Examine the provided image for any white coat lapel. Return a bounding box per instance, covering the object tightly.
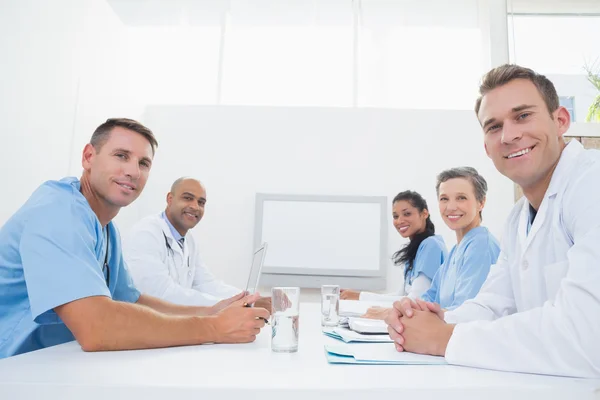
[158,217,184,258]
[181,235,190,269]
[522,194,551,253]
[517,199,530,250]
[520,141,582,253]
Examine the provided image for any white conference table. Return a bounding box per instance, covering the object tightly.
[0,303,598,400]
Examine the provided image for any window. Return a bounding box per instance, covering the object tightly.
[101,0,491,110]
[559,96,576,122]
[507,3,600,124]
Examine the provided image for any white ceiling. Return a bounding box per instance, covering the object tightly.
[105,0,600,28]
[509,0,600,14]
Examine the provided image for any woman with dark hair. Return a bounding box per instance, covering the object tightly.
[341,190,447,302]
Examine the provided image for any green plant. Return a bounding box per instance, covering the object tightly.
[583,60,600,122]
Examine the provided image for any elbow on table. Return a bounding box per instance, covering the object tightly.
[77,332,110,353]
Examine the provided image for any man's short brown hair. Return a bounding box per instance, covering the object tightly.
[90,118,158,155]
[474,64,559,117]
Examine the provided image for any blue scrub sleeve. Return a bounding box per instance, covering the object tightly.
[445,239,500,310]
[411,237,445,283]
[19,201,110,324]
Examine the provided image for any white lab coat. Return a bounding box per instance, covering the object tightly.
[123,214,241,306]
[444,140,600,378]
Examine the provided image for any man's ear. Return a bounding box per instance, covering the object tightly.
[166,192,173,206]
[554,106,571,139]
[82,144,95,171]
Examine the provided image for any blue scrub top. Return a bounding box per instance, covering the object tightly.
[405,235,447,285]
[0,177,140,359]
[421,226,500,310]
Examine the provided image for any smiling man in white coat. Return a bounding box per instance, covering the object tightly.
[384,64,600,378]
[124,177,271,310]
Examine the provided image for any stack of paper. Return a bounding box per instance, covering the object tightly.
[325,343,447,365]
[323,326,393,343]
[348,317,388,334]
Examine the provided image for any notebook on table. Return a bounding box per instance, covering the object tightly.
[323,326,392,343]
[324,343,447,365]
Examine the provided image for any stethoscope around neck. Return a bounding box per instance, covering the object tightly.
[162,232,191,269]
[103,228,110,287]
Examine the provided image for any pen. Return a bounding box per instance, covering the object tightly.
[243,302,270,325]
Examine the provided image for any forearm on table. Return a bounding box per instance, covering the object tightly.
[406,274,431,299]
[137,293,213,316]
[56,296,218,352]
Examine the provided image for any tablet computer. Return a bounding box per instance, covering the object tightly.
[244,242,268,296]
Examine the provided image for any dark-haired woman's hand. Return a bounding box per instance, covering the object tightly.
[362,306,391,320]
[340,289,360,300]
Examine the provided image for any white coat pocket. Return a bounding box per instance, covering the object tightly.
[543,260,569,301]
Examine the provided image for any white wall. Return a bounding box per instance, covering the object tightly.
[0,0,515,297]
[0,0,132,225]
[0,0,82,224]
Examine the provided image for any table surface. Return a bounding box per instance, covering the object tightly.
[0,303,598,400]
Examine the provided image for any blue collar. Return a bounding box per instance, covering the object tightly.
[161,212,184,242]
[461,225,488,243]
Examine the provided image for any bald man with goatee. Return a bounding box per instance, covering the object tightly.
[124,177,271,311]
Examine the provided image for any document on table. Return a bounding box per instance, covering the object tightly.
[323,326,393,343]
[324,343,447,365]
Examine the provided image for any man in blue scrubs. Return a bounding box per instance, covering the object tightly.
[0,118,269,359]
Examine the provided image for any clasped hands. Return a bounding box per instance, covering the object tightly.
[382,297,454,357]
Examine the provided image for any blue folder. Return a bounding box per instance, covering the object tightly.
[325,343,448,365]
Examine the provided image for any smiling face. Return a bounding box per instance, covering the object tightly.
[438,178,483,233]
[82,126,153,210]
[392,200,429,239]
[478,78,569,191]
[165,179,206,236]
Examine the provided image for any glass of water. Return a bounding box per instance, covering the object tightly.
[271,287,300,353]
[321,284,340,327]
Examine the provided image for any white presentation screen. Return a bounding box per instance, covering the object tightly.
[255,194,387,277]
